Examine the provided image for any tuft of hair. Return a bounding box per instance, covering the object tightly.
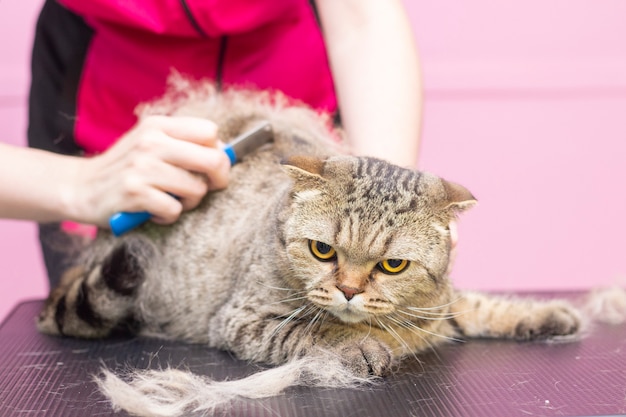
[134,71,348,157]
[584,286,626,325]
[96,355,376,417]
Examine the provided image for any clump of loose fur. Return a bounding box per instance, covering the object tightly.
[38,76,589,417]
[136,71,348,157]
[97,354,374,417]
[584,287,626,324]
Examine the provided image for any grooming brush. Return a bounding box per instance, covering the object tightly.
[109,121,273,236]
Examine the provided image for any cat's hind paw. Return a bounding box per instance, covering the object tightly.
[514,300,582,341]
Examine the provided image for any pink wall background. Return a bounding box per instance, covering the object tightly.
[1,0,625,322]
[408,1,626,292]
[0,0,48,322]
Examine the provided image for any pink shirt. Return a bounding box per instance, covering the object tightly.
[58,0,337,154]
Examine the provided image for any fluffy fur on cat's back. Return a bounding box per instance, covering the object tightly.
[37,77,584,417]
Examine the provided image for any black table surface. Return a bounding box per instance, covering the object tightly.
[1,298,625,417]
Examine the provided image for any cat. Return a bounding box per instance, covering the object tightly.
[36,77,583,416]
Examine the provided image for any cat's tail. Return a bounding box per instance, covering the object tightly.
[95,355,374,417]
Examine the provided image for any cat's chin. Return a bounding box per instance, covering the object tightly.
[329,308,369,324]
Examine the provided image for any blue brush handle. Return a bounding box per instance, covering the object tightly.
[109,144,237,236]
[109,211,153,237]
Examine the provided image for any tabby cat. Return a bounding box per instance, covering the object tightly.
[37,78,582,416]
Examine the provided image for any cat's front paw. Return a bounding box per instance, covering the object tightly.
[337,338,393,377]
[514,301,582,341]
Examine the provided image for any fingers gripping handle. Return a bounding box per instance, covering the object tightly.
[109,122,272,236]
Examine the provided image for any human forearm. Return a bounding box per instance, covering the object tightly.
[0,143,84,224]
[317,0,422,168]
[0,116,230,227]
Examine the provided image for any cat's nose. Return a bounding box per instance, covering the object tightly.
[337,285,363,301]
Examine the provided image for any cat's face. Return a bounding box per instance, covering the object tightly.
[281,156,476,324]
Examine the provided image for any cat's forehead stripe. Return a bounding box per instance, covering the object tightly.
[351,159,425,199]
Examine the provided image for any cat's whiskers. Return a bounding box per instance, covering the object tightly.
[375,317,428,366]
[382,314,446,364]
[374,317,414,359]
[279,303,317,320]
[398,308,468,322]
[302,307,328,336]
[404,296,464,312]
[396,295,474,322]
[269,305,308,339]
[269,293,310,306]
[387,315,445,367]
[298,304,321,322]
[404,307,456,316]
[386,314,464,344]
[359,316,374,344]
[268,303,323,342]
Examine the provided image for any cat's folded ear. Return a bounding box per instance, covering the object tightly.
[441,179,477,213]
[281,155,327,189]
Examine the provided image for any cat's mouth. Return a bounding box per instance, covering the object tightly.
[327,298,369,324]
[308,287,371,323]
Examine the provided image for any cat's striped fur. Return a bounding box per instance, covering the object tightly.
[37,78,583,416]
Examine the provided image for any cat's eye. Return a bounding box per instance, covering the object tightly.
[309,240,337,261]
[378,259,409,274]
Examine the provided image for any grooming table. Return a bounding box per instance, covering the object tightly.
[1,298,625,417]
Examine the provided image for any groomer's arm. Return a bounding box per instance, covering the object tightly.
[316,0,422,168]
[0,116,230,227]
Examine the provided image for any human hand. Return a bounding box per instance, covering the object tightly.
[69,116,230,228]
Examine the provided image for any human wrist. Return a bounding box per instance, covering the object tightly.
[56,155,93,225]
